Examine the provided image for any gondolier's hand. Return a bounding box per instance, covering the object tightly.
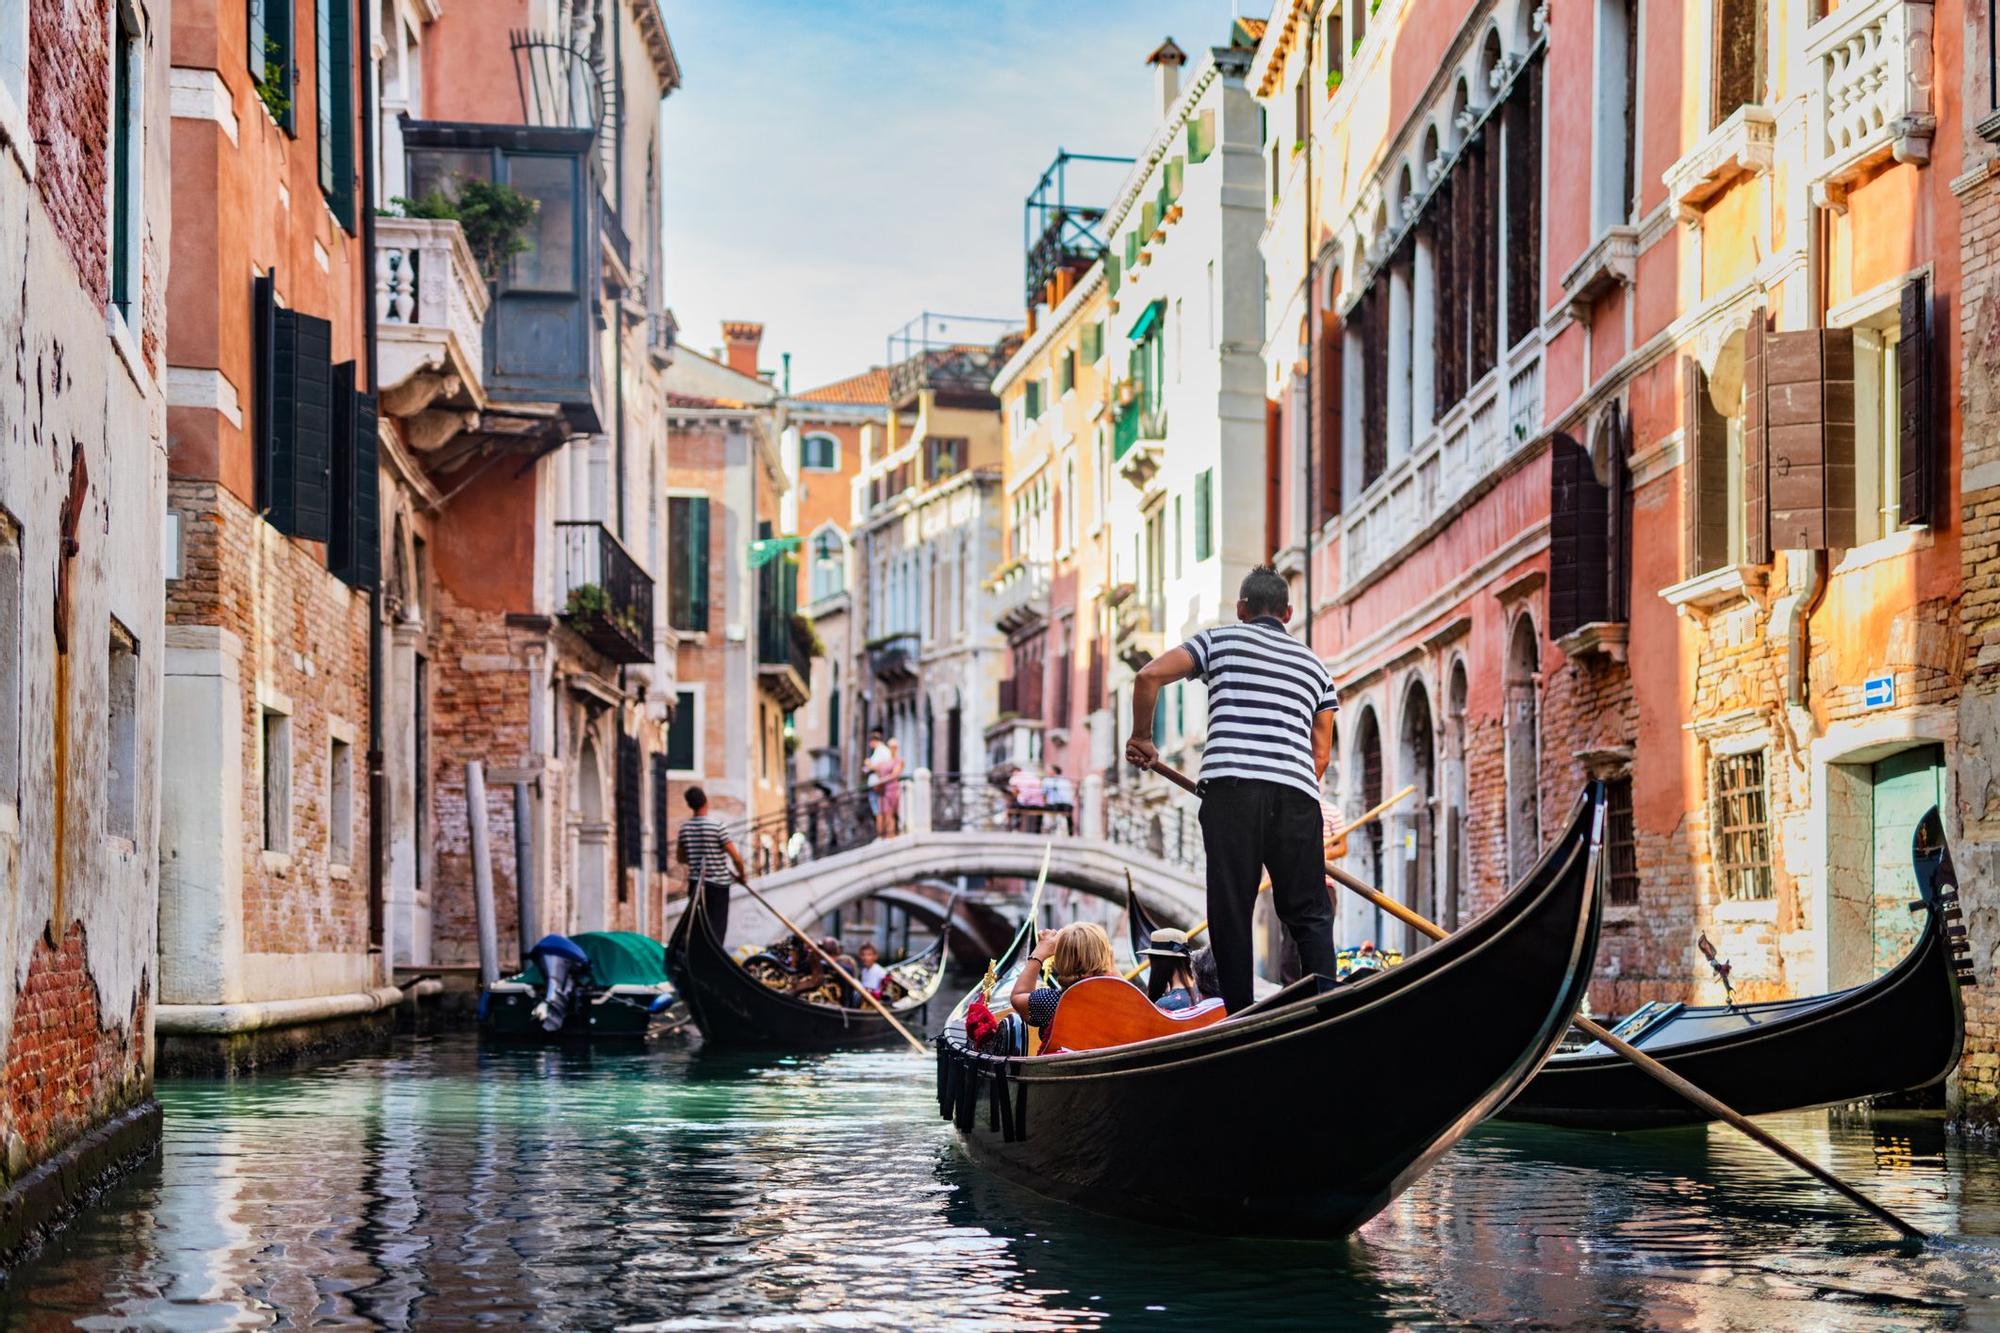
[1125,736,1159,769]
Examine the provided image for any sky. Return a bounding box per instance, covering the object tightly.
[660,0,1240,392]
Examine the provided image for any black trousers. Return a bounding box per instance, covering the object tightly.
[698,879,733,944]
[1198,778,1339,1013]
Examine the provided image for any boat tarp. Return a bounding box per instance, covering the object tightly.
[513,931,670,987]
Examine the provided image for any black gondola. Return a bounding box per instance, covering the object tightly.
[666,888,950,1050]
[935,786,1607,1237]
[1504,806,1971,1130]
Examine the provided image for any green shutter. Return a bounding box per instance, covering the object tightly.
[1165,156,1185,203]
[1105,255,1121,294]
[671,496,711,631]
[1025,379,1042,419]
[1188,110,1215,164]
[1082,321,1103,363]
[1124,231,1140,267]
[1058,350,1075,396]
[688,497,710,630]
[1141,200,1160,236]
[320,0,354,229]
[1195,469,1214,561]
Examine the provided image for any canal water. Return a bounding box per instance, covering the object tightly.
[7,1028,2000,1330]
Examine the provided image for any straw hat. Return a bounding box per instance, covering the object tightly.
[1139,928,1193,961]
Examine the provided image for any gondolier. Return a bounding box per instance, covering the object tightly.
[1125,566,1341,1013]
[676,786,748,943]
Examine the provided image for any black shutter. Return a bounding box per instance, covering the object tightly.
[652,753,670,872]
[1548,432,1610,639]
[1608,403,1632,623]
[330,366,379,589]
[254,274,276,513]
[617,730,641,873]
[1898,275,1935,527]
[268,303,334,541]
[351,389,379,587]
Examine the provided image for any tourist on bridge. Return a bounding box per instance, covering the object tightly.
[1124,566,1343,1014]
[1041,765,1076,834]
[677,786,748,945]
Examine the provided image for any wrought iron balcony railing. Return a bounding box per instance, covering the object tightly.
[555,520,654,664]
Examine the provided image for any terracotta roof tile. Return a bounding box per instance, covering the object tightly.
[1236,16,1268,42]
[795,366,890,405]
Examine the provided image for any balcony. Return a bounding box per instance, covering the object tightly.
[1113,398,1166,488]
[375,216,490,407]
[1339,339,1543,597]
[1663,105,1777,224]
[1113,594,1163,673]
[555,521,654,664]
[1807,0,1935,209]
[990,559,1050,636]
[868,631,921,683]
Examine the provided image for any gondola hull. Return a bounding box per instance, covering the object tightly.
[1504,808,1969,1130]
[666,894,939,1051]
[937,789,1606,1237]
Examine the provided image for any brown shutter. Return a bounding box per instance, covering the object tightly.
[1266,396,1283,559]
[1766,327,1856,551]
[1320,316,1343,520]
[1432,191,1458,413]
[1608,403,1632,622]
[1362,285,1389,485]
[1548,432,1609,639]
[1505,58,1544,350]
[1742,313,1771,565]
[1474,127,1499,374]
[1898,275,1934,527]
[1685,358,1730,576]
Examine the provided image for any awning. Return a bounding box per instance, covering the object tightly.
[1127,298,1165,342]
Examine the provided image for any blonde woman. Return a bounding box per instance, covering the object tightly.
[1010,921,1118,1035]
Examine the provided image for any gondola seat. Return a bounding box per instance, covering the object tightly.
[1042,976,1228,1054]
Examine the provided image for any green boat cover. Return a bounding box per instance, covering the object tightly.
[513,931,670,987]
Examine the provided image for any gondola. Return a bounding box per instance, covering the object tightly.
[1503,806,1972,1130]
[481,930,684,1041]
[666,886,950,1050]
[935,785,1607,1237]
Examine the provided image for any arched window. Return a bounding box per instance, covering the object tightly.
[801,433,839,471]
[810,527,847,602]
[1505,615,1541,882]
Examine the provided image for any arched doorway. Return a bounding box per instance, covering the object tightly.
[1445,660,1470,928]
[1504,616,1541,884]
[1351,706,1386,946]
[1397,679,1437,951]
[574,734,609,933]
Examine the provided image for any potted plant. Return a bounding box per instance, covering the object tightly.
[389,178,540,287]
[564,583,610,618]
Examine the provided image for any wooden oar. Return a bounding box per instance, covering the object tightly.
[736,878,927,1055]
[1145,757,1926,1244]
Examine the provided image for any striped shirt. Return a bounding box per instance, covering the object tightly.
[677,815,737,886]
[1183,617,1338,800]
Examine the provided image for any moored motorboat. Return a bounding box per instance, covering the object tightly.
[1503,807,1971,1130]
[482,930,683,1040]
[936,786,1607,1237]
[666,888,949,1050]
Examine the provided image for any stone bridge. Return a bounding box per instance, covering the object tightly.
[670,828,1208,953]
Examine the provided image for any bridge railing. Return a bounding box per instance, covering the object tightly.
[731,782,902,873]
[1102,786,1204,874]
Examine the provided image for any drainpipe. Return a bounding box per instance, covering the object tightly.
[1300,20,1316,646]
[360,0,386,959]
[610,5,627,545]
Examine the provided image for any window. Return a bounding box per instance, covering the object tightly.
[1057,348,1076,397]
[801,433,839,471]
[249,0,296,133]
[810,527,845,602]
[505,154,579,294]
[1594,0,1638,230]
[109,0,143,322]
[665,688,699,773]
[616,730,641,876]
[667,495,709,631]
[1709,750,1774,901]
[328,735,353,865]
[1082,321,1104,364]
[1025,378,1043,421]
[262,707,292,853]
[1852,323,1903,546]
[1683,357,1749,575]
[651,753,670,871]
[1711,0,1765,127]
[316,0,355,228]
[1194,468,1214,562]
[1350,0,1367,50]
[1173,495,1184,578]
[0,513,17,811]
[1063,457,1078,551]
[926,436,964,482]
[0,0,25,148]
[829,661,841,749]
[1326,11,1345,86]
[104,623,137,841]
[1606,775,1639,906]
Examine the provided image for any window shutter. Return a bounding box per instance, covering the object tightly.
[1685,358,1730,576]
[1165,155,1185,203]
[324,0,354,229]
[617,730,641,872]
[1025,379,1041,419]
[1104,256,1121,296]
[652,753,670,871]
[1898,275,1934,527]
[1548,432,1610,638]
[1742,313,1771,565]
[1766,326,1856,551]
[1607,403,1632,623]
[1194,469,1213,561]
[254,274,276,514]
[1188,109,1215,163]
[1361,285,1389,485]
[1473,127,1499,373]
[1319,316,1343,520]
[265,294,334,543]
[1503,59,1543,349]
[329,360,379,587]
[688,496,710,631]
[1082,321,1102,363]
[1140,200,1160,237]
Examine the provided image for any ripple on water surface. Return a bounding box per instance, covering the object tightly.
[5,1031,2000,1330]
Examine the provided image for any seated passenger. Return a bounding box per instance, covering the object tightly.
[1140,929,1201,1011]
[855,942,888,995]
[1191,944,1220,1002]
[1009,921,1117,1036]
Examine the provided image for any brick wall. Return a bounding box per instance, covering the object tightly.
[2,922,147,1187]
[166,479,373,961]
[27,0,110,299]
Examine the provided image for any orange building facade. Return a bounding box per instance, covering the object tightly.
[1254,0,1971,1100]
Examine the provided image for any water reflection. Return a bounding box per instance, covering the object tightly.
[5,1032,2000,1330]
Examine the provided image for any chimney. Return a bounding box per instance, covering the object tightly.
[722,320,764,378]
[1147,37,1188,118]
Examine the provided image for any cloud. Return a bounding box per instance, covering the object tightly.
[660,0,1235,389]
